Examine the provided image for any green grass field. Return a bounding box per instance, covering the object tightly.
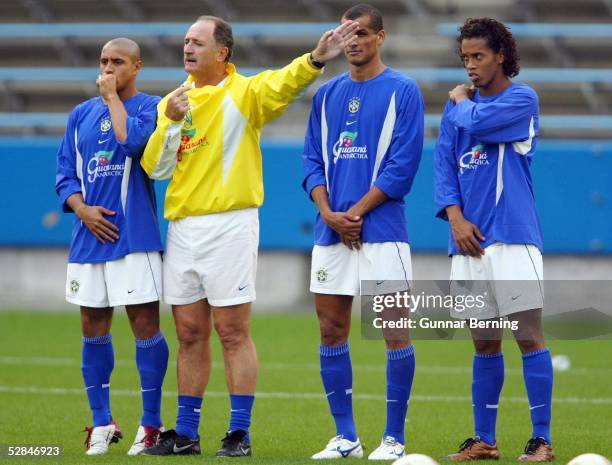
[1,310,611,465]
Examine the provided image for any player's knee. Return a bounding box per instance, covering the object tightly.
[473,339,502,355]
[215,321,248,352]
[175,320,208,346]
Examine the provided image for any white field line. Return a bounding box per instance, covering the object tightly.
[0,385,611,405]
[1,355,611,376]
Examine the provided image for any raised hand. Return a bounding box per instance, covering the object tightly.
[165,85,191,122]
[96,73,118,101]
[449,84,474,103]
[311,20,360,64]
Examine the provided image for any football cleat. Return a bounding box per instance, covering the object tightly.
[368,436,405,460]
[127,425,163,456]
[216,429,252,457]
[447,437,500,461]
[517,437,555,462]
[141,429,200,456]
[312,435,364,460]
[83,423,121,455]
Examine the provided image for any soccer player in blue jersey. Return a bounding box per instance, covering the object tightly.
[302,4,424,460]
[434,18,554,462]
[55,38,168,456]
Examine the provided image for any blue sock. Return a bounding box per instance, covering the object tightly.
[176,395,202,440]
[384,345,415,445]
[82,333,114,427]
[522,348,553,444]
[136,331,169,428]
[229,394,255,442]
[320,342,357,442]
[472,352,504,446]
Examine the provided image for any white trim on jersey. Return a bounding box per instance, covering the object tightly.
[496,143,505,205]
[321,93,330,190]
[222,92,248,184]
[74,128,86,201]
[512,116,536,155]
[149,122,181,180]
[121,156,132,214]
[371,91,396,187]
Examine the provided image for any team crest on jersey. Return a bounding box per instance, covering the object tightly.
[332,131,368,164]
[88,150,124,182]
[316,268,328,283]
[100,118,112,133]
[459,144,489,174]
[70,279,80,294]
[348,98,360,113]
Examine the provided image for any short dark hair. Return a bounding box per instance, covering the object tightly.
[197,15,234,62]
[342,3,383,32]
[457,17,520,78]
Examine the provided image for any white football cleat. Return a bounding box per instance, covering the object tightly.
[127,425,163,456]
[368,436,405,460]
[84,424,117,455]
[311,435,363,460]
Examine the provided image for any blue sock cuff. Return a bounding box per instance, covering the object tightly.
[83,333,112,345]
[387,345,415,361]
[320,342,349,357]
[475,352,503,359]
[178,395,203,408]
[522,348,550,359]
[135,331,165,349]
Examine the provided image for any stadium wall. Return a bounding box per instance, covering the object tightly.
[0,137,610,253]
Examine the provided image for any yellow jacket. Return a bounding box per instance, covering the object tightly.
[141,53,322,220]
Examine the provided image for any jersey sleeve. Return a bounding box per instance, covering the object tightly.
[248,53,322,127]
[446,86,538,145]
[434,101,462,220]
[301,89,327,198]
[373,82,424,200]
[118,95,161,157]
[140,95,182,180]
[55,108,82,213]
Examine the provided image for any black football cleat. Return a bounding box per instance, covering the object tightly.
[215,430,252,457]
[141,429,201,456]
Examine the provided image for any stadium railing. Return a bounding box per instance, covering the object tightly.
[0,22,338,38]
[437,22,612,38]
[2,67,611,83]
[2,22,611,39]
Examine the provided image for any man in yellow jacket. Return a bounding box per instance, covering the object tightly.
[141,15,358,457]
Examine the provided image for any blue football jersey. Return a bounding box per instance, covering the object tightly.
[56,93,164,263]
[302,68,425,245]
[434,83,543,256]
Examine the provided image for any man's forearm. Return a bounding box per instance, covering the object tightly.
[66,192,87,217]
[311,185,332,217]
[106,95,128,143]
[349,186,387,218]
[445,204,465,223]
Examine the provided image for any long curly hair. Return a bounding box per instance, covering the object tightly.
[457,17,520,78]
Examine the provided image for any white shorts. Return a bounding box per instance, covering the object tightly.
[66,252,162,308]
[310,242,412,296]
[163,208,258,307]
[450,242,544,319]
